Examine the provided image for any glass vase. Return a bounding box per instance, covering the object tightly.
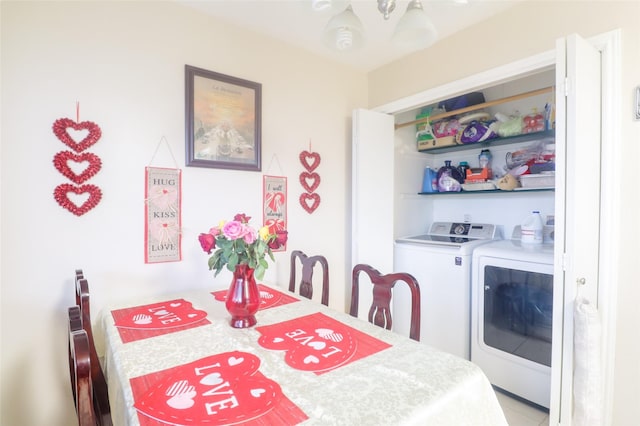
[225,264,260,328]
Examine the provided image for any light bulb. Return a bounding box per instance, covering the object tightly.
[335,27,353,51]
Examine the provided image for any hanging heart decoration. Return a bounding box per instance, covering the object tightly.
[54,183,102,216]
[53,151,102,184]
[299,151,321,172]
[52,118,102,153]
[299,172,320,193]
[299,193,320,214]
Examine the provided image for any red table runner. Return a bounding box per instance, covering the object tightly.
[212,284,299,310]
[131,351,308,425]
[256,312,391,375]
[111,299,210,343]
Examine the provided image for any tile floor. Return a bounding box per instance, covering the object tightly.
[495,389,549,426]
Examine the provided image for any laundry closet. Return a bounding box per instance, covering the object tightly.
[351,33,607,425]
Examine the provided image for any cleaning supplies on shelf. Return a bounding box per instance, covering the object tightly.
[521,211,544,244]
[421,167,438,193]
[437,160,464,192]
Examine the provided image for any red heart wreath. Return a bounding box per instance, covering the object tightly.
[299,171,320,193]
[52,118,102,153]
[299,193,320,214]
[53,151,102,184]
[299,151,321,172]
[54,183,102,216]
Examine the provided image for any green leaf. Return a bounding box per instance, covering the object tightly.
[255,264,266,280]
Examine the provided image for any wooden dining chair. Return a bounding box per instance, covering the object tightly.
[350,263,421,341]
[74,270,112,426]
[289,250,329,306]
[68,307,97,426]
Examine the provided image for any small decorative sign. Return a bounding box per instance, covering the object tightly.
[263,175,287,252]
[145,167,182,263]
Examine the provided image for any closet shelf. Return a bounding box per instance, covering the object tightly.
[417,129,555,154]
[418,187,555,196]
[395,86,554,130]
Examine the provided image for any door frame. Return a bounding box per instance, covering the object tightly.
[370,30,620,425]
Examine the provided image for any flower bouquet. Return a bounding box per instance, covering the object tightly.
[198,213,288,280]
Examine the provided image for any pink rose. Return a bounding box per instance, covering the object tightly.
[208,227,220,237]
[198,233,216,254]
[243,225,257,244]
[222,221,244,240]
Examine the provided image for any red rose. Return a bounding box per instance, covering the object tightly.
[233,213,251,224]
[198,233,216,254]
[268,230,288,249]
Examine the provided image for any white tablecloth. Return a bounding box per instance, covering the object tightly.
[98,283,507,426]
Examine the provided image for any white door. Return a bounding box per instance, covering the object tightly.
[553,33,602,426]
[351,109,395,320]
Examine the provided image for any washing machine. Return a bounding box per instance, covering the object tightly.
[393,222,500,360]
[471,235,555,408]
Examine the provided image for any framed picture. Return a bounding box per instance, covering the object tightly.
[185,65,262,171]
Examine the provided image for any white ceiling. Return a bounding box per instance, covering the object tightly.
[178,0,522,72]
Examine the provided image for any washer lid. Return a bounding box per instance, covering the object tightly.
[395,222,500,249]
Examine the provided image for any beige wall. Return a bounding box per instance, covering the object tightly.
[369,2,640,424]
[0,1,366,424]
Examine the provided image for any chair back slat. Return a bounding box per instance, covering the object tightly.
[289,250,329,306]
[350,264,421,341]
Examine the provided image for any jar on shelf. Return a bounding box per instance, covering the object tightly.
[437,160,464,192]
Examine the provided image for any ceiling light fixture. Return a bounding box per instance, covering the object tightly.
[392,0,438,50]
[322,4,365,52]
[320,1,438,52]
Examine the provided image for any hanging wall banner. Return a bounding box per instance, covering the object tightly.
[145,167,182,263]
[263,175,287,252]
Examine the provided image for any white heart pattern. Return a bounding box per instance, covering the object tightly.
[259,291,274,299]
[251,388,266,397]
[273,337,284,343]
[170,302,181,307]
[165,380,191,397]
[166,391,196,409]
[133,314,152,325]
[303,355,320,364]
[200,373,223,386]
[308,341,326,350]
[228,356,243,366]
[315,328,343,342]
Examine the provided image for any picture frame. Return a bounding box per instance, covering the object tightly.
[185,65,262,171]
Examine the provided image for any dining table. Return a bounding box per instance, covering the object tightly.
[96,281,508,425]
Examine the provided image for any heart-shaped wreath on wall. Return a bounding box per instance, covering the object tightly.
[298,148,321,214]
[51,106,104,216]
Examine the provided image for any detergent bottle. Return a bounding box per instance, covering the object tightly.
[521,211,544,244]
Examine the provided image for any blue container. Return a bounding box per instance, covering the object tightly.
[421,167,438,193]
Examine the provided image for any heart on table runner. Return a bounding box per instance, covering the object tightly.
[52,118,102,153]
[54,183,102,216]
[299,151,321,172]
[299,192,320,214]
[133,351,287,425]
[53,151,102,184]
[299,172,320,193]
[256,312,392,375]
[112,299,208,330]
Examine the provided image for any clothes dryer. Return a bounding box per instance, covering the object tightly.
[471,237,555,408]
